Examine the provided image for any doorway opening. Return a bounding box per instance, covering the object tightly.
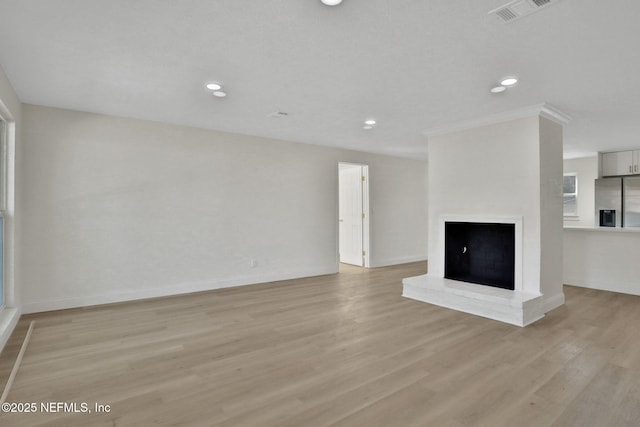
[338,163,370,267]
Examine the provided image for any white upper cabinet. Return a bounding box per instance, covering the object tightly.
[602,150,640,176]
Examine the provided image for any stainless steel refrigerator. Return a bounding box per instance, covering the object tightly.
[623,176,640,227]
[595,178,622,227]
[594,176,640,228]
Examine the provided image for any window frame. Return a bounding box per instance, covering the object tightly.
[0,94,17,329]
[563,172,578,218]
[0,118,5,308]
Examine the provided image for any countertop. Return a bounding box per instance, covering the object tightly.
[564,226,640,233]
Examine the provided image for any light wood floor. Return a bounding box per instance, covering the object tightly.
[1,262,640,426]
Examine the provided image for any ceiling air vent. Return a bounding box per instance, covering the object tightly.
[496,7,518,22]
[489,0,560,23]
[531,0,551,6]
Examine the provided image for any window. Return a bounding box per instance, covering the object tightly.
[0,118,4,307]
[563,173,578,217]
[0,104,12,313]
[0,119,4,307]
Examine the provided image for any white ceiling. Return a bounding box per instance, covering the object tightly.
[0,0,639,160]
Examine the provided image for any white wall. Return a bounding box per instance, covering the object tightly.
[427,116,564,310]
[0,63,22,351]
[563,156,597,227]
[21,104,428,313]
[365,159,427,267]
[538,117,565,310]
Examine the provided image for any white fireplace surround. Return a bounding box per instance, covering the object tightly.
[406,111,565,326]
[403,214,546,327]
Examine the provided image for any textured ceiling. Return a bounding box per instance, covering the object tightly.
[0,0,639,159]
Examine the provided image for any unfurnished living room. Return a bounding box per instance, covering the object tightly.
[1,0,640,426]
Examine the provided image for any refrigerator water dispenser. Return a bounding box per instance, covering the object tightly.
[599,210,616,227]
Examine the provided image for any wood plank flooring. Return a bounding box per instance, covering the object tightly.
[1,262,640,426]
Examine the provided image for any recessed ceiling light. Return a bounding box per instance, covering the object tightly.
[363,125,373,130]
[500,77,518,86]
[490,85,506,93]
[213,91,227,98]
[321,0,343,5]
[364,119,376,125]
[206,82,222,91]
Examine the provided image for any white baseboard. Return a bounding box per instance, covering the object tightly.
[370,255,427,268]
[563,276,640,297]
[22,267,337,314]
[0,307,21,353]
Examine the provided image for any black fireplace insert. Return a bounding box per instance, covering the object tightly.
[444,222,515,290]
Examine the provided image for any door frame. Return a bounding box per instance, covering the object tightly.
[338,162,370,267]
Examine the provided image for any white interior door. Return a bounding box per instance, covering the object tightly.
[339,164,364,266]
